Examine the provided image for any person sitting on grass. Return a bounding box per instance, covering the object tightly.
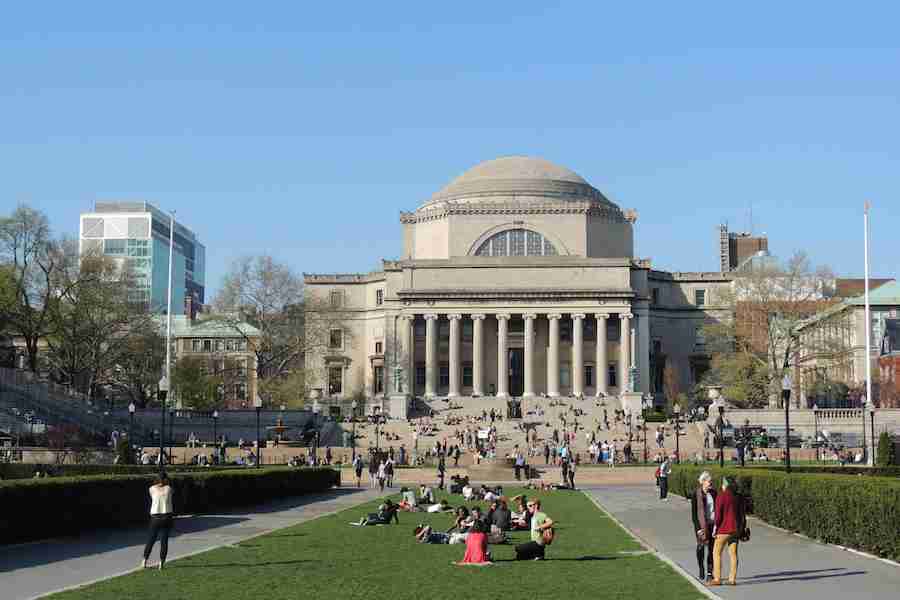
[415,524,468,545]
[356,499,400,526]
[515,499,555,560]
[510,495,530,530]
[486,497,512,532]
[399,487,419,511]
[454,520,492,566]
[419,485,435,504]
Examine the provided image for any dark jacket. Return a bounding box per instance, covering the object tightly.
[489,507,512,531]
[690,486,717,533]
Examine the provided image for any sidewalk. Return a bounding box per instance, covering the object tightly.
[585,484,900,600]
[0,486,382,600]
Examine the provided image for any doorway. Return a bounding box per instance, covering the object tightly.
[508,348,524,397]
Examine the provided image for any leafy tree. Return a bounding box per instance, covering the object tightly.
[0,205,72,372]
[109,319,166,408]
[701,251,838,407]
[171,355,223,412]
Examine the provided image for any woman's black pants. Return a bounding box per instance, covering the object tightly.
[659,477,669,499]
[696,528,714,577]
[143,514,174,562]
[515,541,545,560]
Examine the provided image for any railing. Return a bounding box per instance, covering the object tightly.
[815,409,865,421]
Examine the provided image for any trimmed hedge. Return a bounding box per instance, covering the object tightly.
[0,467,340,545]
[737,465,900,478]
[670,465,900,561]
[0,463,267,480]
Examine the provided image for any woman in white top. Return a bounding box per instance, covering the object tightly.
[142,472,174,570]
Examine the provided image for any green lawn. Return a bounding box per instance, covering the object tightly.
[49,489,704,600]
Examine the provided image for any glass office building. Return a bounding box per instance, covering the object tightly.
[79,202,205,315]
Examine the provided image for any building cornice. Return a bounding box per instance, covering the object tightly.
[400,200,632,225]
[303,272,386,284]
[397,288,636,301]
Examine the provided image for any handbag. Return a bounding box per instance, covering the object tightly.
[739,525,751,543]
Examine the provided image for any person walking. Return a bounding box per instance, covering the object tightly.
[352,454,364,488]
[691,471,717,582]
[543,443,550,465]
[377,459,387,492]
[437,456,446,490]
[709,477,746,587]
[658,456,672,500]
[513,447,525,481]
[567,459,576,489]
[141,473,174,570]
[368,453,378,489]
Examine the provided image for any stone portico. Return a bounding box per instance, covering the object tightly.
[304,156,729,416]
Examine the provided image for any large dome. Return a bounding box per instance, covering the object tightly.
[421,156,616,210]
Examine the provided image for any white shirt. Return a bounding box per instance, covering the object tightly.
[149,485,173,515]
[427,503,444,513]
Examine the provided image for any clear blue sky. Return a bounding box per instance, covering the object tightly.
[2,3,898,297]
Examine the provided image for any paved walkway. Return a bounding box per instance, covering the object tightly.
[585,484,900,599]
[0,486,382,600]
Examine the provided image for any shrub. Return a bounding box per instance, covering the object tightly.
[877,431,895,467]
[0,463,277,480]
[0,467,340,545]
[671,465,900,562]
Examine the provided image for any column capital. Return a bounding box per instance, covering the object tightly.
[424,313,439,321]
[572,313,586,320]
[401,314,416,322]
[548,313,563,320]
[594,312,610,320]
[496,313,511,321]
[447,313,462,321]
[470,313,486,321]
[523,313,538,320]
[620,312,634,320]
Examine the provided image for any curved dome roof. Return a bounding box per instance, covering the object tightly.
[421,156,617,210]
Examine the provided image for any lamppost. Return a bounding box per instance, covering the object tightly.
[640,397,649,464]
[782,374,792,473]
[128,402,135,450]
[812,404,819,462]
[673,403,681,464]
[158,378,168,473]
[312,402,321,462]
[717,404,725,469]
[868,400,876,467]
[351,399,358,461]
[212,410,218,451]
[169,410,175,465]
[860,394,867,465]
[254,393,263,468]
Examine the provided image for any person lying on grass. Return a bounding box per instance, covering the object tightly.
[414,525,468,545]
[454,520,492,566]
[355,499,400,526]
[425,499,454,513]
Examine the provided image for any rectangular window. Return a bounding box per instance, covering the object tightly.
[375,341,383,354]
[695,326,706,350]
[202,339,212,352]
[462,363,473,387]
[192,339,201,352]
[225,339,235,351]
[237,339,248,351]
[328,367,343,395]
[215,340,225,352]
[584,319,596,341]
[376,289,384,306]
[560,363,571,387]
[651,288,660,305]
[235,383,247,401]
[374,366,384,394]
[608,362,618,388]
[439,363,449,387]
[104,239,127,255]
[415,365,426,386]
[330,290,342,308]
[607,318,620,341]
[329,329,343,349]
[462,320,473,342]
[560,319,572,343]
[695,289,706,307]
[585,365,594,388]
[526,230,542,256]
[238,359,247,377]
[510,230,525,256]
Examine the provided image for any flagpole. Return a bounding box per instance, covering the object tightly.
[863,202,873,465]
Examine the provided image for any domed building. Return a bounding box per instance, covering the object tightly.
[305,156,730,417]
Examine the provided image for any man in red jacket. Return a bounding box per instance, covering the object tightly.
[709,476,745,586]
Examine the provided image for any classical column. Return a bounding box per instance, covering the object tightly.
[572,313,585,397]
[401,315,415,394]
[636,309,650,393]
[447,314,462,398]
[424,314,438,398]
[619,313,633,393]
[595,313,609,396]
[471,314,485,396]
[496,314,511,398]
[523,313,537,398]
[547,313,561,397]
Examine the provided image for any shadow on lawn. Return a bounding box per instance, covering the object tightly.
[492,555,622,563]
[170,560,317,569]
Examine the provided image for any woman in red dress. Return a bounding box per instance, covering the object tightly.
[455,521,492,566]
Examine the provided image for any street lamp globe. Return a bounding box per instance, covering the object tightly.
[213,410,219,419]
[128,403,136,415]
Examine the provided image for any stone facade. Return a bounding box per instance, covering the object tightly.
[304,157,731,413]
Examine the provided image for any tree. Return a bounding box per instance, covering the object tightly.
[171,356,222,412]
[0,205,71,372]
[213,255,348,404]
[701,251,837,407]
[876,431,894,467]
[662,361,680,412]
[109,319,166,407]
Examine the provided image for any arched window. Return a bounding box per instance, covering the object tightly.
[474,229,558,257]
